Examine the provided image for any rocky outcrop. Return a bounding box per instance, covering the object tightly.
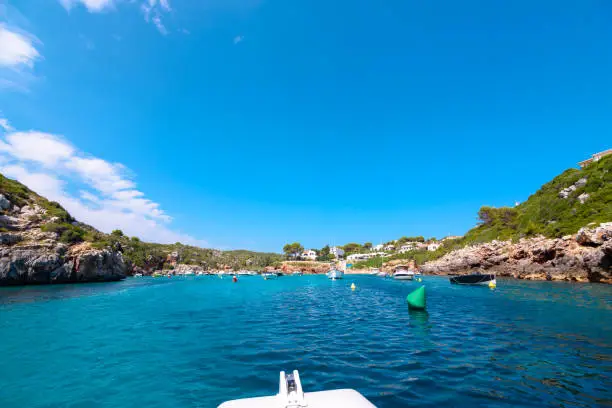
[0,196,126,286]
[269,261,331,274]
[421,223,612,283]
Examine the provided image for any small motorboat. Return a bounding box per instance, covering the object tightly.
[326,268,344,280]
[393,265,415,281]
[369,268,380,275]
[134,273,143,277]
[450,272,496,286]
[218,370,375,408]
[262,272,278,280]
[292,271,303,276]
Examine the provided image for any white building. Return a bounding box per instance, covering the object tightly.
[330,246,345,258]
[301,249,317,261]
[347,253,370,262]
[371,244,384,252]
[399,243,418,253]
[578,149,612,168]
[384,244,395,251]
[427,242,442,251]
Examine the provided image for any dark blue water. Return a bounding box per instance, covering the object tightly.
[1,275,611,407]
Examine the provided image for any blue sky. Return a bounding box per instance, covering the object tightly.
[0,0,609,252]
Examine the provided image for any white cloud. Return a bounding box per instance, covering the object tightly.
[141,0,171,35]
[60,0,115,12]
[0,124,206,246]
[234,35,244,45]
[58,0,171,34]
[0,118,13,132]
[1,131,74,166]
[0,25,40,68]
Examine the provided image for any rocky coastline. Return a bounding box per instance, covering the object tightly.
[420,223,611,283]
[0,195,126,286]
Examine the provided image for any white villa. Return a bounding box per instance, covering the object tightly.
[347,252,387,262]
[399,243,419,253]
[301,249,317,261]
[330,246,345,258]
[427,242,442,251]
[371,244,384,252]
[384,244,395,251]
[578,149,612,168]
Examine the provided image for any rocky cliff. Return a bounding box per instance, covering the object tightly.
[421,223,611,283]
[0,191,126,286]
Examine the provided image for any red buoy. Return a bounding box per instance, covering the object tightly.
[233,276,238,283]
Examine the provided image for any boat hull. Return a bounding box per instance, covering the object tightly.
[394,275,414,280]
[450,274,495,285]
[326,270,344,280]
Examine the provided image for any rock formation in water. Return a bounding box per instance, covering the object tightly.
[0,193,126,286]
[421,223,611,283]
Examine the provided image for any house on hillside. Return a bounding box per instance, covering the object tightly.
[330,246,345,258]
[399,243,418,253]
[347,253,370,262]
[384,244,395,251]
[427,242,442,251]
[578,149,612,168]
[372,244,384,252]
[301,250,317,261]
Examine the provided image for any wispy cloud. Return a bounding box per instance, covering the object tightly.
[0,24,40,68]
[233,35,244,45]
[59,0,115,12]
[140,0,172,35]
[0,117,13,132]
[0,120,207,246]
[58,0,172,34]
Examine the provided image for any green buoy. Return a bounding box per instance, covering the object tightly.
[406,286,426,310]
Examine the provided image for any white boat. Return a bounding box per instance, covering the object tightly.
[393,265,415,280]
[184,271,195,276]
[134,273,143,277]
[292,271,303,276]
[326,269,344,280]
[262,272,278,280]
[369,268,380,275]
[219,370,375,408]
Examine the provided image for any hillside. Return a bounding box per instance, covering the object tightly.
[0,174,282,284]
[352,154,611,271]
[464,154,612,243]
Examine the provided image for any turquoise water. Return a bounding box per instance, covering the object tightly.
[1,275,611,407]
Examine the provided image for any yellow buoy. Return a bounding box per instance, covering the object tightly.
[488,280,496,289]
[351,283,356,291]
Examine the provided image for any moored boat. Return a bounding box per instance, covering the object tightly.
[262,272,278,280]
[292,271,303,276]
[393,265,415,280]
[450,273,496,286]
[219,370,375,408]
[326,268,344,280]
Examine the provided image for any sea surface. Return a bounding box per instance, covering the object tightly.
[1,275,611,407]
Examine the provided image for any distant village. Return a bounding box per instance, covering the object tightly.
[284,236,463,263]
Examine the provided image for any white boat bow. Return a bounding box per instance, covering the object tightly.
[218,370,375,408]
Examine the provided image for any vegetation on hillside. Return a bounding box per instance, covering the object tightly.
[353,155,611,268]
[0,174,283,271]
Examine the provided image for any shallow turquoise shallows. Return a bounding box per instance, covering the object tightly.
[1,275,611,407]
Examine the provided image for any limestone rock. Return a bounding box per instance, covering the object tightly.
[0,194,11,210]
[421,222,611,283]
[578,193,590,204]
